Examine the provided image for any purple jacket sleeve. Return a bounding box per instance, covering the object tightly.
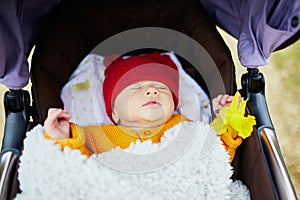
[200,0,300,67]
[0,0,58,89]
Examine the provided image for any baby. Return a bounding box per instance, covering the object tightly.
[44,52,237,157]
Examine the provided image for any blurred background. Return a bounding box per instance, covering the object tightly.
[0,29,299,196]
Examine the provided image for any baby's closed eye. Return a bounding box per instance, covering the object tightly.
[157,86,167,90]
[130,86,141,90]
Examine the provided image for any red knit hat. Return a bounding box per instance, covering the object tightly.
[103,52,179,121]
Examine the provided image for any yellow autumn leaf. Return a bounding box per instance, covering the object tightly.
[210,92,256,139]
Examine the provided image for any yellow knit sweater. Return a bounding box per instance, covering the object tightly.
[49,114,187,156]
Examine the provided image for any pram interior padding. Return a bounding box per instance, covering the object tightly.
[28,0,279,199]
[31,0,236,124]
[232,128,278,199]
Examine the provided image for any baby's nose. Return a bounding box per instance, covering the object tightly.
[145,87,159,96]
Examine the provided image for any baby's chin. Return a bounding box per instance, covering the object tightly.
[134,112,172,128]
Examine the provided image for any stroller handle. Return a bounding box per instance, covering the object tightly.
[0,89,31,200]
[260,128,297,200]
[241,68,297,199]
[0,151,19,200]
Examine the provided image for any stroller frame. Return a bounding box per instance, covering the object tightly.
[238,68,296,199]
[0,68,296,200]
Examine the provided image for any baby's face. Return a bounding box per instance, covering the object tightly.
[112,81,175,128]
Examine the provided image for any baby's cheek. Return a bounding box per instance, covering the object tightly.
[128,93,142,105]
[163,102,174,115]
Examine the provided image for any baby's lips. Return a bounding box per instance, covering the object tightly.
[142,100,161,106]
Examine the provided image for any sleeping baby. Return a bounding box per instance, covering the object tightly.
[44,52,243,160]
[15,52,253,200]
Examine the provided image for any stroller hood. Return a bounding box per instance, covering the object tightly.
[0,0,299,88]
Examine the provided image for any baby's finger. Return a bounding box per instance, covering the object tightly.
[47,108,69,121]
[47,108,60,116]
[220,94,230,105]
[46,108,63,121]
[213,95,224,104]
[57,109,72,120]
[225,96,234,103]
[45,109,61,127]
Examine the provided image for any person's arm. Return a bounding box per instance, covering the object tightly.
[44,108,91,156]
[211,94,243,163]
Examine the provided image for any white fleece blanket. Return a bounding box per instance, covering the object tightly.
[15,122,250,200]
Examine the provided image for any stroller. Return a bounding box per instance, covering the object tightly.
[0,0,299,199]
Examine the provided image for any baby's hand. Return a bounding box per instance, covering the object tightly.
[212,94,242,117]
[44,108,72,139]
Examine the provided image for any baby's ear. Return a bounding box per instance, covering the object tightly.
[112,109,120,124]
